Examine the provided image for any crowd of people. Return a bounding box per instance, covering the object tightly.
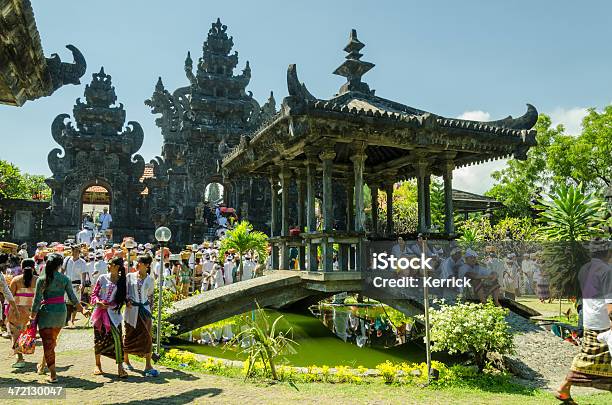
[386,234,552,305]
[0,231,264,383]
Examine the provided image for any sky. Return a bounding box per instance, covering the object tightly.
[1,0,611,194]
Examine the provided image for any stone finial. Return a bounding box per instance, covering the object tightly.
[333,29,375,95]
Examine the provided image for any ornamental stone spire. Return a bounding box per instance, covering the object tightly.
[333,29,375,95]
[74,66,126,135]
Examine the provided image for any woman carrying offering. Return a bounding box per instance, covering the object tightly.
[122,254,158,377]
[8,259,38,368]
[90,256,128,378]
[29,254,83,383]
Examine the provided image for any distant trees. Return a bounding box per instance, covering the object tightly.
[0,160,50,201]
[486,108,611,219]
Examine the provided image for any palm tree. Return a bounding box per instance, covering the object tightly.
[218,220,268,280]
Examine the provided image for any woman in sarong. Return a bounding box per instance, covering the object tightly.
[122,254,158,377]
[90,256,127,378]
[29,254,83,383]
[8,259,38,368]
[0,254,16,340]
[556,241,612,403]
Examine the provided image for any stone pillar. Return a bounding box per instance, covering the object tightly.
[237,179,245,214]
[415,160,428,234]
[384,182,394,236]
[351,150,367,272]
[370,184,379,235]
[343,176,354,271]
[295,169,306,270]
[269,168,280,270]
[443,160,455,235]
[279,166,292,269]
[424,173,431,229]
[351,153,366,232]
[319,147,336,272]
[305,152,318,271]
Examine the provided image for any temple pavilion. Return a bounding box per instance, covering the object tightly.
[221,29,538,272]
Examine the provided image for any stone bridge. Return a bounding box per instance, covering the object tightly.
[167,271,428,334]
[167,270,539,335]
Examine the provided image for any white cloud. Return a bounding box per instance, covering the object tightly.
[452,110,499,194]
[450,106,587,194]
[457,110,491,121]
[453,159,508,195]
[548,107,588,136]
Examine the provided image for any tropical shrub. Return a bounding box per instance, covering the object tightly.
[537,183,607,241]
[424,301,514,371]
[537,183,607,297]
[376,360,398,384]
[233,304,297,380]
[164,348,197,366]
[152,285,179,344]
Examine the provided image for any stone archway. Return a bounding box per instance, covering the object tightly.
[80,179,113,231]
[204,182,224,204]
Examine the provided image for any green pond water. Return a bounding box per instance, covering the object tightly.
[171,306,453,368]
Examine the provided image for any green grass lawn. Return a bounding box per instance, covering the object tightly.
[158,358,612,405]
[516,295,575,317]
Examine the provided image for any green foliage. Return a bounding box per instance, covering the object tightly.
[0,160,51,201]
[423,301,514,371]
[456,216,541,246]
[219,220,269,275]
[232,304,298,380]
[541,242,590,298]
[537,183,607,241]
[152,285,179,344]
[373,179,446,234]
[163,349,229,374]
[486,109,612,218]
[547,106,611,189]
[486,115,557,218]
[159,351,533,394]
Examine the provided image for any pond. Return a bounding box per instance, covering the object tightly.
[171,304,454,368]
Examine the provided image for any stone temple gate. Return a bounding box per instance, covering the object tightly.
[45,67,147,242]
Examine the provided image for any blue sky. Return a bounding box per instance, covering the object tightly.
[1,0,610,193]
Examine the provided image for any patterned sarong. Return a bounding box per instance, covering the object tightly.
[123,314,153,356]
[94,323,123,364]
[568,329,612,390]
[39,327,61,368]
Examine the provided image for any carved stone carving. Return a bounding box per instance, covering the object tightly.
[45,67,146,241]
[147,18,277,240]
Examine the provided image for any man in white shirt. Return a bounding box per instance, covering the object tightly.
[63,245,88,326]
[556,241,611,401]
[92,252,108,286]
[242,255,254,281]
[223,256,234,285]
[98,208,113,241]
[201,255,214,291]
[438,248,463,301]
[76,226,93,246]
[458,249,500,305]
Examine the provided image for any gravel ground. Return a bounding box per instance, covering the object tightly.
[505,312,600,394]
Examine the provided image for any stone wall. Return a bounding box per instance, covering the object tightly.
[0,198,49,244]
